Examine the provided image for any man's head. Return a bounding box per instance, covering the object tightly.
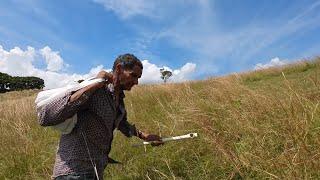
[113,54,143,91]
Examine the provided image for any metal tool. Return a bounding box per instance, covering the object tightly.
[133,133,198,147]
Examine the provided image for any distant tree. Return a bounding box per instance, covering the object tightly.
[160,68,172,83]
[0,72,44,93]
[0,72,11,93]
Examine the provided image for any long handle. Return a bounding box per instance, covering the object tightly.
[133,133,198,147]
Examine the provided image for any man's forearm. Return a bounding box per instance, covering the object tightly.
[69,81,105,103]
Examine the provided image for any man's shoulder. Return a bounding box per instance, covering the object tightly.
[86,87,116,117]
[85,87,110,103]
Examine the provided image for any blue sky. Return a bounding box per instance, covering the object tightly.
[0,0,320,88]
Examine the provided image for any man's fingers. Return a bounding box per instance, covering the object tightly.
[96,71,113,82]
[146,134,162,141]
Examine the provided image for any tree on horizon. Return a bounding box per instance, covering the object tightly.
[160,68,173,83]
[0,72,44,93]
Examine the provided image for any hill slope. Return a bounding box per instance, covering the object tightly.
[0,58,319,179]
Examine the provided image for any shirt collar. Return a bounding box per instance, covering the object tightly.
[107,83,114,93]
[107,83,125,98]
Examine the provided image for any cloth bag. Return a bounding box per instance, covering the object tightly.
[35,77,106,134]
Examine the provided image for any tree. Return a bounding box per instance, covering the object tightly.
[0,72,11,93]
[0,72,44,93]
[160,68,172,83]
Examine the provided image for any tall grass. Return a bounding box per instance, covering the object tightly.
[0,58,319,179]
[0,90,59,179]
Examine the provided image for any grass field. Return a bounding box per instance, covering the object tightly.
[0,58,319,179]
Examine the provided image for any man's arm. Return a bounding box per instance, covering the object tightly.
[38,81,106,126]
[38,71,112,126]
[117,118,138,137]
[69,71,113,103]
[117,118,161,140]
[117,110,163,146]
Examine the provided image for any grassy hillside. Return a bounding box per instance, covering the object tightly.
[0,58,319,179]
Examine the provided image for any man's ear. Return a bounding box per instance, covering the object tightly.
[115,63,123,74]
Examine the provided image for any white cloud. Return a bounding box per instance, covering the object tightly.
[0,46,36,76]
[157,7,320,64]
[92,0,203,20]
[0,45,103,89]
[93,0,156,19]
[122,0,320,75]
[139,60,162,83]
[0,45,197,90]
[254,57,287,70]
[140,60,196,83]
[172,63,197,82]
[40,46,64,72]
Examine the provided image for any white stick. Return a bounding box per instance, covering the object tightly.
[136,133,198,146]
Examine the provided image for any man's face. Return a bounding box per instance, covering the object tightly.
[119,65,142,91]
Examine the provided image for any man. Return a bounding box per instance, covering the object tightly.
[38,54,162,180]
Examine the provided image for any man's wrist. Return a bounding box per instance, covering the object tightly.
[136,129,146,139]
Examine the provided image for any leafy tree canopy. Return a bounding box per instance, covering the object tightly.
[0,72,44,93]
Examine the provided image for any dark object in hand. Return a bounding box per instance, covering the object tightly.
[144,134,164,146]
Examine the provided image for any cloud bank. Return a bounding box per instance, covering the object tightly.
[93,0,320,76]
[0,45,196,89]
[254,57,287,70]
[140,60,196,83]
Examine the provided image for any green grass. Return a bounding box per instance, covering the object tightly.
[0,58,319,179]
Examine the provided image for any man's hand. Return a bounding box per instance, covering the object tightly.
[93,71,113,89]
[96,71,113,83]
[139,131,164,146]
